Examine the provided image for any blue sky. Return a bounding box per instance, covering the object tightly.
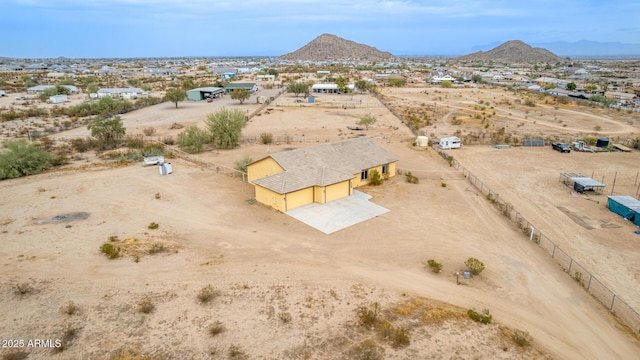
[1,0,639,58]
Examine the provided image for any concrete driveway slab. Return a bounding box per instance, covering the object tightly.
[285,190,389,234]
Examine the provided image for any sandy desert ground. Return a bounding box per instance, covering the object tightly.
[1,88,640,359]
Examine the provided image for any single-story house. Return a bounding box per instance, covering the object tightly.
[97,88,147,99]
[224,83,258,94]
[311,83,355,94]
[256,74,275,81]
[430,74,455,84]
[247,137,398,212]
[187,87,224,101]
[27,85,79,94]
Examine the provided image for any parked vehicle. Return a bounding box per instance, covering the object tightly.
[571,141,595,153]
[552,142,571,153]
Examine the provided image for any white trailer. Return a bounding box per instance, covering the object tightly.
[439,136,462,150]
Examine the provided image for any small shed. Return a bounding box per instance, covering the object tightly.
[49,94,67,104]
[439,136,461,150]
[607,196,640,226]
[596,137,610,148]
[559,173,606,194]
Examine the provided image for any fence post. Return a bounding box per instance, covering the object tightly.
[587,274,593,290]
[611,294,616,311]
[552,244,556,258]
[568,258,573,274]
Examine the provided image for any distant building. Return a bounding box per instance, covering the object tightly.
[224,83,258,94]
[186,87,224,101]
[27,85,79,94]
[97,88,146,99]
[311,83,355,94]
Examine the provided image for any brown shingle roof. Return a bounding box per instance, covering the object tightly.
[251,137,398,194]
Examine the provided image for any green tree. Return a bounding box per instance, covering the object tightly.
[164,88,187,108]
[336,76,349,93]
[471,74,483,83]
[206,108,247,149]
[87,115,126,149]
[87,82,99,94]
[387,78,406,87]
[544,82,557,90]
[230,88,251,104]
[0,139,52,180]
[182,77,196,90]
[357,113,377,130]
[566,82,577,91]
[355,79,369,94]
[267,68,279,77]
[441,80,453,88]
[177,125,211,153]
[286,82,309,97]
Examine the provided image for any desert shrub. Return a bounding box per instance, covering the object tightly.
[161,135,175,145]
[368,169,383,186]
[177,125,211,153]
[524,99,536,107]
[124,134,144,149]
[347,339,385,360]
[260,132,273,144]
[148,222,159,230]
[208,321,225,336]
[70,137,97,152]
[228,344,246,358]
[197,285,220,304]
[142,127,156,136]
[391,327,411,348]
[55,324,77,352]
[465,257,485,275]
[14,282,33,296]
[279,311,293,323]
[427,259,442,273]
[0,139,52,180]
[60,300,78,315]
[511,329,533,347]
[100,243,120,259]
[405,172,419,184]
[148,242,164,254]
[2,349,30,360]
[143,142,164,156]
[234,156,253,173]
[138,296,155,314]
[154,192,161,200]
[358,302,380,326]
[468,308,492,324]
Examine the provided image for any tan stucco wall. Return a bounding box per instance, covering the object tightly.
[351,162,397,188]
[255,186,286,212]
[247,157,285,183]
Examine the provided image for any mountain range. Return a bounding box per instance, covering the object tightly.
[471,40,640,57]
[278,34,396,61]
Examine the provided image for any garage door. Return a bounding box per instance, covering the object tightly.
[325,181,351,203]
[285,187,314,211]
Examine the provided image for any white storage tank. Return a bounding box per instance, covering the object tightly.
[416,136,429,147]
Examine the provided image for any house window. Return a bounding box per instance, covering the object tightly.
[382,164,389,175]
[361,170,368,180]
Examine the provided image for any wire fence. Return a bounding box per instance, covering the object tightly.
[438,148,640,334]
[169,147,247,182]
